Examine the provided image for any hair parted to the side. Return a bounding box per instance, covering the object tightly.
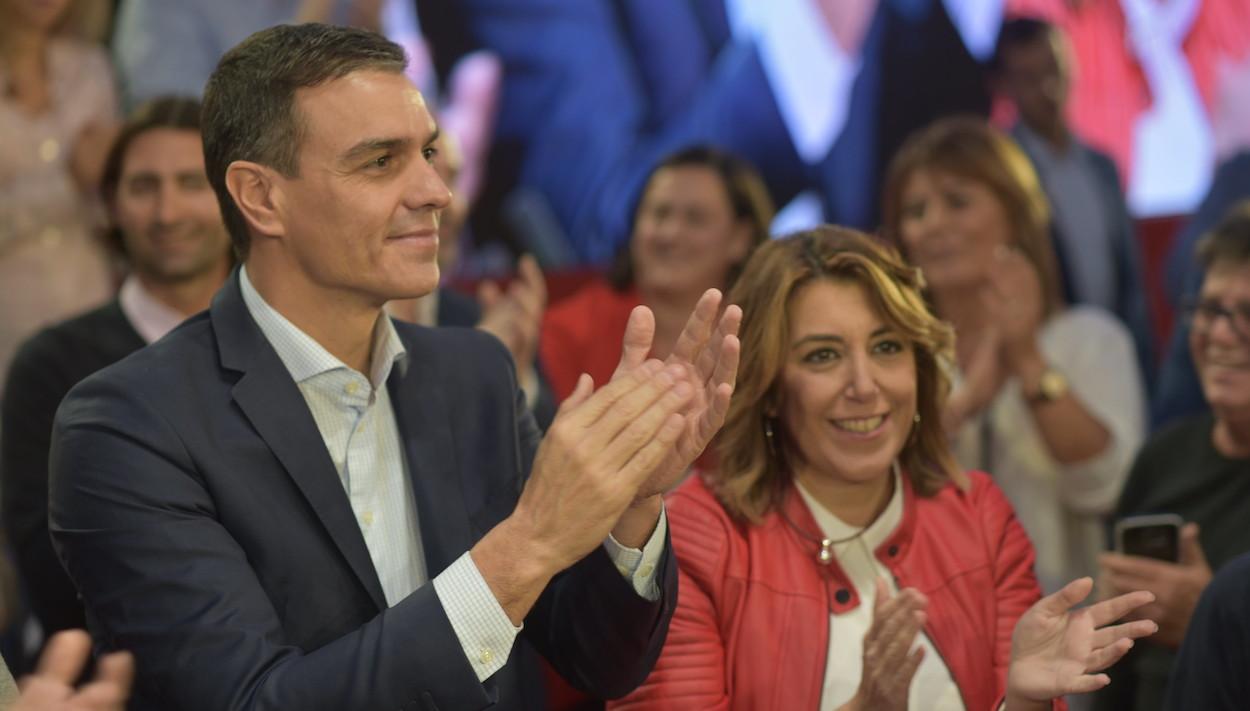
[201,23,407,260]
[880,116,1066,320]
[713,226,966,523]
[610,145,776,291]
[1197,201,1250,271]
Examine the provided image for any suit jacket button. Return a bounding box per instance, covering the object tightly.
[835,588,850,604]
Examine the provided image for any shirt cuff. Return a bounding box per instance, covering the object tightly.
[602,506,668,601]
[432,551,522,682]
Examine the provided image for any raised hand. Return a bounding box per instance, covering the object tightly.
[1006,577,1158,706]
[14,630,133,711]
[612,289,741,499]
[477,254,546,373]
[510,358,693,573]
[981,246,1045,370]
[841,579,928,711]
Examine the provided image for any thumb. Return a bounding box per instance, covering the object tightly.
[1180,523,1208,568]
[613,306,655,379]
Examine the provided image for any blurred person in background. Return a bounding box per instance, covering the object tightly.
[2,97,231,651]
[112,0,380,108]
[388,130,555,429]
[612,226,1158,710]
[991,17,1153,383]
[881,117,1145,594]
[541,146,773,403]
[1096,205,1250,711]
[0,0,119,400]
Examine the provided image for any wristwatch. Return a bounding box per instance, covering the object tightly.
[1027,367,1069,404]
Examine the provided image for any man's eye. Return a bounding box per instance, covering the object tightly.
[367,155,392,170]
[422,146,439,163]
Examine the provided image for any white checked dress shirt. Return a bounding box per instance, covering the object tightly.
[239,267,667,681]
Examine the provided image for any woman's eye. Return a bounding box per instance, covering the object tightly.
[873,340,905,355]
[802,348,839,364]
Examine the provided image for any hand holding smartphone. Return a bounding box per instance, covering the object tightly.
[1114,514,1183,562]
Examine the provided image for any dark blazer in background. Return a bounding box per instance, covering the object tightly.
[1,301,146,638]
[436,287,557,430]
[49,271,677,710]
[1013,129,1156,386]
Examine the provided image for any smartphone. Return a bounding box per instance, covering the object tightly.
[1114,514,1183,562]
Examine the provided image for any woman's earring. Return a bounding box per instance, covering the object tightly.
[914,413,921,424]
[764,418,777,457]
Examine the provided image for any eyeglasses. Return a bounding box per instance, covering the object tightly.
[1182,299,1250,341]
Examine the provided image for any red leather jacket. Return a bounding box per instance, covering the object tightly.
[611,471,1054,711]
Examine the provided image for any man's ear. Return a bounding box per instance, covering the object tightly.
[225,160,286,240]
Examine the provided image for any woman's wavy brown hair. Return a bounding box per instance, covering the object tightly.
[712,226,966,523]
[880,116,1065,319]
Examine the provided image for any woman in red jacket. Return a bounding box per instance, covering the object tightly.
[611,227,1157,710]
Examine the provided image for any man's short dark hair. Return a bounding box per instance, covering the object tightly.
[1198,202,1250,271]
[201,23,408,260]
[990,17,1056,75]
[100,95,204,256]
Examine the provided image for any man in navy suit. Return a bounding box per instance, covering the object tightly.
[48,24,741,710]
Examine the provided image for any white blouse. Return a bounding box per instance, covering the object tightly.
[952,307,1146,593]
[797,472,966,711]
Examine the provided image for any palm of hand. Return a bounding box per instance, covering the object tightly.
[1010,604,1095,700]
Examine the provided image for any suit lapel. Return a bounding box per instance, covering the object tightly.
[388,329,473,578]
[212,271,387,610]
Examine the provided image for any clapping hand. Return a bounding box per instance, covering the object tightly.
[1006,577,1157,707]
[611,289,741,499]
[840,579,929,711]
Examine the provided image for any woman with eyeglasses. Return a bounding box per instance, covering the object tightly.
[1095,203,1250,711]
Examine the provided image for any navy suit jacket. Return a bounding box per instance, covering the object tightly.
[48,271,677,710]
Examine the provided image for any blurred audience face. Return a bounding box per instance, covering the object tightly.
[431,131,467,273]
[997,29,1069,138]
[1,0,72,33]
[896,169,1011,293]
[777,279,917,486]
[264,70,451,302]
[113,128,229,283]
[1190,261,1250,415]
[630,164,751,298]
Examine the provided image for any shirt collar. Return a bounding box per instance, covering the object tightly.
[239,265,408,389]
[796,464,905,552]
[118,274,188,345]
